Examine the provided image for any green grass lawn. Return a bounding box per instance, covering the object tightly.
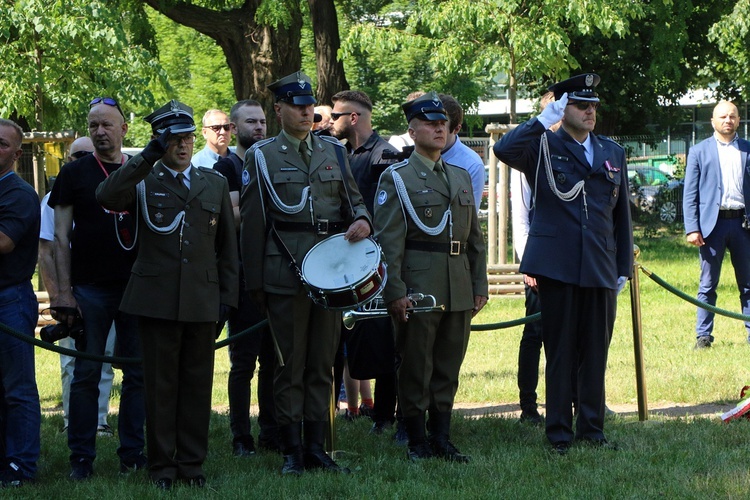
[12,226,750,498]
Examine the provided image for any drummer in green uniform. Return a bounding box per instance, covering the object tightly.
[239,71,371,475]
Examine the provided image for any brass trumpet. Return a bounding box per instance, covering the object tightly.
[342,292,445,330]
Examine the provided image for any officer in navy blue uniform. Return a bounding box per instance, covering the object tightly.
[494,74,632,455]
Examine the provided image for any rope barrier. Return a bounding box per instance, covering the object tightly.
[640,264,750,322]
[0,318,268,365]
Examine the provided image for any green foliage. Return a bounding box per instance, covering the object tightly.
[707,0,750,100]
[0,1,162,132]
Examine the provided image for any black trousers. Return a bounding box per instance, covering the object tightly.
[536,277,616,444]
[518,284,543,411]
[227,288,277,442]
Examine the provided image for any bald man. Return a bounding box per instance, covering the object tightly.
[48,97,145,480]
[683,100,750,349]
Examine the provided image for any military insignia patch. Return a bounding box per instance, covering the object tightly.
[242,169,250,186]
[155,212,164,224]
[378,190,387,205]
[210,214,218,227]
[425,208,433,218]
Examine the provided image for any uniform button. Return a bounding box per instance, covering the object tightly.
[313,196,318,200]
[184,222,190,227]
[182,258,188,264]
[183,240,189,245]
[157,203,163,208]
[310,178,315,183]
[185,204,190,209]
[582,225,587,230]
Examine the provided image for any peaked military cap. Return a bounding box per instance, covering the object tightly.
[548,73,601,102]
[402,91,447,122]
[144,100,196,135]
[268,71,317,105]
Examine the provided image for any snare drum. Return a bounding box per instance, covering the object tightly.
[301,234,387,310]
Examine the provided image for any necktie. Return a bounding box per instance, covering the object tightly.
[434,162,449,190]
[175,172,189,198]
[299,140,310,167]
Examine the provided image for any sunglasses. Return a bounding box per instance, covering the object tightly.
[331,111,361,121]
[89,97,125,118]
[70,150,93,160]
[204,124,232,133]
[567,101,600,111]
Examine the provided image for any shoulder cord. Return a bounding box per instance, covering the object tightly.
[254,146,310,218]
[535,132,588,218]
[391,169,452,238]
[136,180,186,234]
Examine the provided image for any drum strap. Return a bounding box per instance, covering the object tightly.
[269,223,307,287]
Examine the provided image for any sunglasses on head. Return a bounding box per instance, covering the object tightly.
[205,124,232,133]
[567,101,600,111]
[70,150,93,160]
[89,97,125,118]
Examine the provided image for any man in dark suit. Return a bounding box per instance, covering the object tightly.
[494,74,632,455]
[373,92,488,463]
[96,100,238,490]
[683,100,750,349]
[240,71,371,475]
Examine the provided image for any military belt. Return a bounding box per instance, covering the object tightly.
[273,219,346,235]
[405,240,467,255]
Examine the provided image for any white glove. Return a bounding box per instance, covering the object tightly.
[616,276,628,295]
[538,92,568,129]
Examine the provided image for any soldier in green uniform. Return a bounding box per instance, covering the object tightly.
[96,100,238,490]
[240,71,371,475]
[373,92,488,463]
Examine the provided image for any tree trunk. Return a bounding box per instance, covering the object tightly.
[308,0,348,104]
[141,0,304,135]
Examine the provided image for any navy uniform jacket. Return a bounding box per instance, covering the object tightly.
[373,154,488,310]
[96,155,239,321]
[240,132,371,295]
[494,118,632,289]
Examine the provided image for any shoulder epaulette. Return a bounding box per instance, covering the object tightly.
[384,159,409,174]
[249,137,276,153]
[318,135,345,148]
[197,166,223,176]
[597,135,625,151]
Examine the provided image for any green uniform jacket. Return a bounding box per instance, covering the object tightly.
[96,154,239,322]
[240,133,371,295]
[373,155,488,311]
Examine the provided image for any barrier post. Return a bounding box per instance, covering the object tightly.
[326,375,337,455]
[629,244,648,421]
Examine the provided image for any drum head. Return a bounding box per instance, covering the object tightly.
[302,234,381,292]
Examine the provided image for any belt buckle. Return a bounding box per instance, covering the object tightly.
[316,219,329,235]
[450,241,461,255]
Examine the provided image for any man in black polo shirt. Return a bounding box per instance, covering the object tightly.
[0,119,40,488]
[48,97,145,480]
[213,99,279,455]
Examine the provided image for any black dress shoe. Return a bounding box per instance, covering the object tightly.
[69,459,93,481]
[370,420,393,435]
[233,438,257,457]
[518,409,544,426]
[303,450,351,474]
[550,441,571,456]
[281,451,305,475]
[153,478,172,490]
[431,440,470,463]
[185,475,206,488]
[407,442,434,462]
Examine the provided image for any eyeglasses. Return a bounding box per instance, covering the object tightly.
[567,101,600,111]
[89,97,125,118]
[204,124,232,133]
[168,133,196,145]
[331,111,361,121]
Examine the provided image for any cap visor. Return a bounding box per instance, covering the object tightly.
[291,95,317,105]
[568,94,600,102]
[422,112,448,121]
[156,124,196,135]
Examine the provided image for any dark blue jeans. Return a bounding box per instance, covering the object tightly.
[0,282,40,479]
[68,284,145,465]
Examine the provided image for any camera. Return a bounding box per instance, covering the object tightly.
[40,309,85,349]
[381,145,414,162]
